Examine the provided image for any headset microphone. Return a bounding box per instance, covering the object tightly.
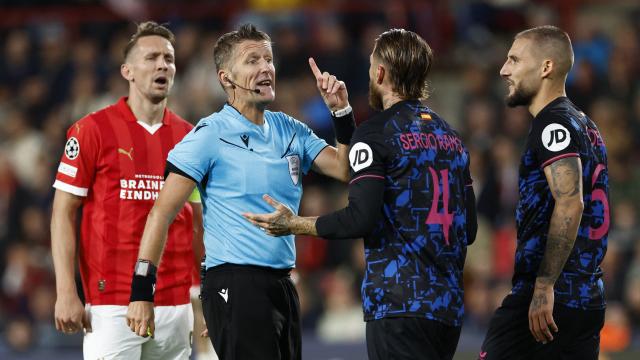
[226,77,261,94]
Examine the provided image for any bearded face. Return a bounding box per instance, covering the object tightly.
[505,78,537,107]
[368,77,384,111]
[500,37,543,108]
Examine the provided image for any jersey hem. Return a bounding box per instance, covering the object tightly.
[85,298,191,306]
[509,290,606,310]
[364,312,461,327]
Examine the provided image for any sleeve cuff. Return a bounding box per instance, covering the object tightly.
[331,105,353,117]
[315,215,332,238]
[165,161,199,184]
[540,153,579,169]
[53,180,88,197]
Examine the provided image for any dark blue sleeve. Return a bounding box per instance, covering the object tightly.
[316,125,387,239]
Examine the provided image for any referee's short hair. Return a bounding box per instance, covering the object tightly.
[123,21,175,60]
[373,29,433,100]
[213,24,271,71]
[515,25,574,77]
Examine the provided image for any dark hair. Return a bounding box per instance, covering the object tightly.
[515,25,574,75]
[213,23,271,71]
[123,21,175,60]
[372,29,433,100]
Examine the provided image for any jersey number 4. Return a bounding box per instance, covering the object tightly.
[426,167,454,245]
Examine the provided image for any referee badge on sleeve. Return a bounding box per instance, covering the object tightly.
[64,137,80,160]
[286,154,300,185]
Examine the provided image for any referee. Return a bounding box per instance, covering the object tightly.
[245,29,477,360]
[126,24,355,360]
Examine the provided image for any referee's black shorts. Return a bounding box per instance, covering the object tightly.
[479,294,604,360]
[201,263,301,360]
[366,317,461,360]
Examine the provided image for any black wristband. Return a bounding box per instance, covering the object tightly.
[332,111,356,145]
[130,273,157,302]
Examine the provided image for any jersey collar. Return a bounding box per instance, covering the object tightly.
[381,99,422,114]
[222,102,269,130]
[535,96,569,120]
[116,96,173,126]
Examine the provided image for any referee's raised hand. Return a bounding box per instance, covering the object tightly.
[309,57,349,112]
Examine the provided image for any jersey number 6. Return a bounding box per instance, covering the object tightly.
[589,163,609,240]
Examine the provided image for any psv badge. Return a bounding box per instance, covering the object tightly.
[286,155,300,185]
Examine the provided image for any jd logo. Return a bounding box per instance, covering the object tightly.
[349,142,373,172]
[541,123,571,152]
[547,129,566,146]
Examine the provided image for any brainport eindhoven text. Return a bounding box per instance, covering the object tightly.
[119,174,164,200]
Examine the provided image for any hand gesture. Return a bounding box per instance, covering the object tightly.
[126,301,155,338]
[55,293,92,334]
[528,283,558,343]
[309,57,349,112]
[243,194,295,236]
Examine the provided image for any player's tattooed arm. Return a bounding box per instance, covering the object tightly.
[243,195,319,236]
[288,215,319,236]
[537,157,584,286]
[528,156,584,343]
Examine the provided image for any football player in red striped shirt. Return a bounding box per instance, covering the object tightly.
[51,22,202,360]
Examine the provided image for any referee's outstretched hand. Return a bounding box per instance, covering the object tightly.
[243,194,295,237]
[309,57,349,112]
[126,301,155,338]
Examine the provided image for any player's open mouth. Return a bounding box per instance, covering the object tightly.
[154,76,168,86]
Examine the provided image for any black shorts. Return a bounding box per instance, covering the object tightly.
[366,317,461,360]
[479,294,605,360]
[201,263,301,360]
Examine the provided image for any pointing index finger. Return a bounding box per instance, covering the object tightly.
[308,57,322,79]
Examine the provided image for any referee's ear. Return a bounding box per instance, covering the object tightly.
[217,70,233,90]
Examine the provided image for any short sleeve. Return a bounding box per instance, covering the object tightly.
[167,119,218,183]
[464,153,473,186]
[295,118,328,174]
[53,118,100,197]
[531,113,581,168]
[348,126,387,183]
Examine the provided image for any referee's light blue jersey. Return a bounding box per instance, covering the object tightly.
[168,104,328,269]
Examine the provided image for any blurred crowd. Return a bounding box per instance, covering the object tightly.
[0,0,638,357]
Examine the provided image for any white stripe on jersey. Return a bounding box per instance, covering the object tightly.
[53,180,89,197]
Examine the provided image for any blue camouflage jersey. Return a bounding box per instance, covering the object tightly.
[512,96,609,310]
[349,100,473,326]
